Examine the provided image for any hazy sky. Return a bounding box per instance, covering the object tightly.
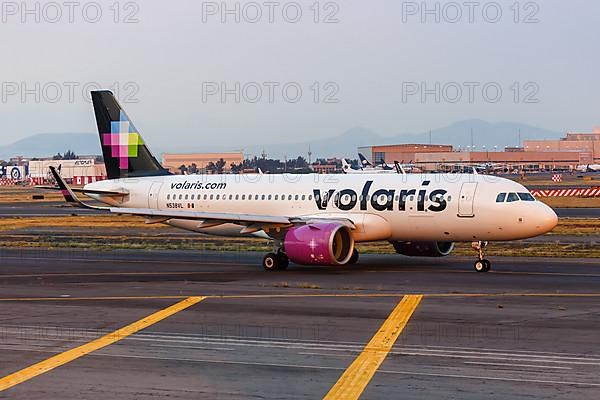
[0,0,598,149]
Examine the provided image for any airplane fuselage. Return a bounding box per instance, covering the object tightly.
[85,173,558,243]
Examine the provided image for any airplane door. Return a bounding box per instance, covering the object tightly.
[458,182,477,217]
[148,182,163,209]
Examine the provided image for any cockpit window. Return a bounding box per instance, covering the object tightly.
[518,192,535,201]
[506,192,519,202]
[496,193,506,203]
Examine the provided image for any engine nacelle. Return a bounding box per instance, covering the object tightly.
[390,241,454,257]
[284,223,354,265]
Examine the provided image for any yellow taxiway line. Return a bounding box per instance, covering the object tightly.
[323,294,423,400]
[0,296,205,392]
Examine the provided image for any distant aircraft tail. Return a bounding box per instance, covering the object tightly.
[358,153,372,167]
[341,159,353,173]
[91,91,170,180]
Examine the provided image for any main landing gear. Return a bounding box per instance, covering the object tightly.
[263,249,289,271]
[471,241,491,272]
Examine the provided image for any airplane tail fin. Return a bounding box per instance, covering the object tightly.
[91,91,171,180]
[341,159,352,173]
[358,153,372,167]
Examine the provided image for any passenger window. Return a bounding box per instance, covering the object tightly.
[235,194,239,200]
[496,193,506,203]
[288,195,292,200]
[179,194,183,200]
[185,194,189,200]
[507,193,519,202]
[203,194,207,200]
[191,194,195,200]
[261,195,266,200]
[216,194,220,200]
[210,194,213,200]
[268,195,272,200]
[301,195,305,201]
[518,192,535,201]
[167,194,170,200]
[309,195,313,201]
[242,194,245,200]
[255,195,259,200]
[295,195,299,200]
[274,195,278,200]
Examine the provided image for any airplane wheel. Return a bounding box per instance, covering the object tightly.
[348,249,359,265]
[263,253,280,271]
[482,259,491,272]
[277,253,289,270]
[474,259,491,273]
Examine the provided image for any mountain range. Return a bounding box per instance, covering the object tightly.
[0,119,563,161]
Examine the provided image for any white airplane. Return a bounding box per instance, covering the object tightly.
[576,164,600,172]
[344,158,419,175]
[357,153,422,173]
[341,159,397,174]
[47,91,558,273]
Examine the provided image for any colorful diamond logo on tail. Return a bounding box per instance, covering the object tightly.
[101,112,144,170]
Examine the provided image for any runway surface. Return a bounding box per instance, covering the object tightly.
[554,208,600,218]
[0,202,106,217]
[0,248,599,399]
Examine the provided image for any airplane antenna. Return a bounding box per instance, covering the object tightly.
[308,144,312,165]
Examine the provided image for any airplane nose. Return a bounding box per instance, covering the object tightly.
[536,203,558,233]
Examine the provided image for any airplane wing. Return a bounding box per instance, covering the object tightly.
[46,166,111,210]
[36,186,129,196]
[112,207,291,225]
[48,166,356,233]
[110,207,356,231]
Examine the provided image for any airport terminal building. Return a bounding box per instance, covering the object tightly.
[162,152,244,174]
[359,129,600,172]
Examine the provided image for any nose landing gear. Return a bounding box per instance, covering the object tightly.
[471,241,491,272]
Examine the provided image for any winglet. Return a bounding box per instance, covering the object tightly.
[49,166,108,210]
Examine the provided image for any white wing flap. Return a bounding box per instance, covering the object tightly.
[110,207,292,226]
[109,208,357,231]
